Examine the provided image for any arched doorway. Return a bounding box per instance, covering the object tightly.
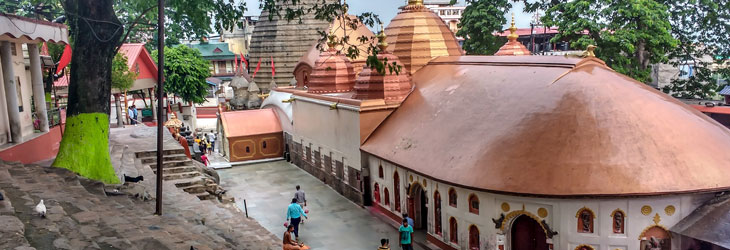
[469,225,480,250]
[407,183,427,229]
[511,215,548,250]
[640,226,671,250]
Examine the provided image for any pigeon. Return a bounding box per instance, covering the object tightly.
[124,174,144,183]
[35,199,46,218]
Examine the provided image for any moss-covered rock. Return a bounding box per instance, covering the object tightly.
[53,113,120,184]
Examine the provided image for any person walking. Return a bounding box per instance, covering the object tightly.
[378,239,391,250]
[399,218,414,250]
[403,213,414,229]
[131,105,138,126]
[294,185,307,224]
[127,106,135,125]
[282,225,304,250]
[200,152,210,167]
[207,132,216,154]
[286,198,307,241]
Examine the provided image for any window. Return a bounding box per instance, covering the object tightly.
[374,183,380,203]
[393,171,401,212]
[448,188,457,207]
[378,165,384,178]
[226,60,233,73]
[468,194,479,214]
[245,146,250,153]
[262,141,267,148]
[612,209,625,234]
[384,188,390,206]
[576,207,595,233]
[434,191,442,235]
[10,42,17,56]
[449,217,458,244]
[468,225,479,250]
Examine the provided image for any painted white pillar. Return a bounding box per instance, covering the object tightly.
[28,43,49,132]
[0,41,23,143]
[114,94,123,127]
[148,88,157,121]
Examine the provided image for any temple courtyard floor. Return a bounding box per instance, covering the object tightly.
[218,160,428,250]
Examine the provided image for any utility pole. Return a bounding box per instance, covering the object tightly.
[155,0,165,216]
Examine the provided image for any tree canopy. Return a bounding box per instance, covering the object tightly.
[538,0,677,83]
[152,45,211,104]
[111,53,137,92]
[456,0,511,55]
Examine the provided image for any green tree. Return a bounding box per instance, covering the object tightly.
[659,0,730,99]
[111,54,137,92]
[152,45,211,104]
[537,0,677,83]
[456,0,511,55]
[53,0,245,184]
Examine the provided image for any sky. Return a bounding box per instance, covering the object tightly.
[241,0,536,30]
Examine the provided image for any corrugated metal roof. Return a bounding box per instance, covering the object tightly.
[719,85,730,96]
[189,43,235,60]
[220,109,282,138]
[670,194,730,248]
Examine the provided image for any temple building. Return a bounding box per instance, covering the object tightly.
[385,0,463,74]
[251,2,730,249]
[0,14,68,163]
[248,0,335,90]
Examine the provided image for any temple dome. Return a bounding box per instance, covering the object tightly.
[362,56,730,197]
[384,0,463,75]
[353,32,412,104]
[307,46,357,94]
[495,14,531,56]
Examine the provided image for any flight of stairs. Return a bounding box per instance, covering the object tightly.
[135,149,220,201]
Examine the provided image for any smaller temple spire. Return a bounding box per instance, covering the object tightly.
[377,23,388,52]
[507,13,519,42]
[494,13,531,56]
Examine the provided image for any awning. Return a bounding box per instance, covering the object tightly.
[670,193,730,248]
[206,77,222,86]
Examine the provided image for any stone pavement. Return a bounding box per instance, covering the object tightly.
[218,160,426,250]
[0,126,280,250]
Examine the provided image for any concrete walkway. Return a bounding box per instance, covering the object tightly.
[218,160,425,250]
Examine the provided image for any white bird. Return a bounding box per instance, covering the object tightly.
[35,199,46,218]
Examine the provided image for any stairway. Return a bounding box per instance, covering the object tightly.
[0,159,280,250]
[135,150,220,201]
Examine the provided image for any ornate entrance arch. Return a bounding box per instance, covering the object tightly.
[407,183,427,229]
[510,215,548,250]
[639,225,671,250]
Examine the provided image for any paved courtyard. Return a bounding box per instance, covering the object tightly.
[218,160,425,250]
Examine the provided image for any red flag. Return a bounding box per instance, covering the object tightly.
[251,58,262,78]
[234,54,239,72]
[270,56,275,77]
[241,53,248,69]
[55,44,72,75]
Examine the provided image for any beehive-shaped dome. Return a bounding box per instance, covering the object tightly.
[353,32,412,104]
[384,0,463,75]
[495,14,531,56]
[307,40,357,94]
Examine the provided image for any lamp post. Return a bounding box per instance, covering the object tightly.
[155,0,165,216]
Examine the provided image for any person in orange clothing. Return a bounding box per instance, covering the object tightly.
[175,133,192,159]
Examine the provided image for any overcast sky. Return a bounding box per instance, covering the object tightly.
[241,0,536,30]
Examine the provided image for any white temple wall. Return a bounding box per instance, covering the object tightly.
[367,154,714,250]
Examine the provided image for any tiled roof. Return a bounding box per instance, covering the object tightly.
[719,85,730,96]
[189,43,235,60]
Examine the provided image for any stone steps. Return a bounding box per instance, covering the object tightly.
[149,160,194,169]
[152,165,198,175]
[162,171,201,181]
[139,154,188,164]
[134,149,185,159]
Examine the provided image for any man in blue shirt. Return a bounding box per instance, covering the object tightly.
[402,213,414,229]
[286,198,308,240]
[398,218,414,250]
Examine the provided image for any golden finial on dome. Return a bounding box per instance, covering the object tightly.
[408,0,424,6]
[507,13,519,42]
[377,23,388,51]
[342,0,348,14]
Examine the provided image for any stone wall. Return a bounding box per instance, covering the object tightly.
[286,136,363,205]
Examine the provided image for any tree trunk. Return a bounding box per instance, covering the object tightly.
[53,0,123,184]
[114,94,124,127]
